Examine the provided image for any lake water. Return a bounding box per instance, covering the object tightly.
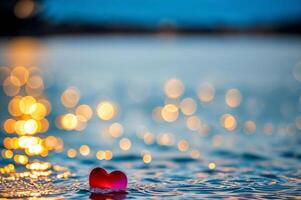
[0,35,301,199]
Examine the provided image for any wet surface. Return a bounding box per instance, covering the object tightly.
[0,36,301,199]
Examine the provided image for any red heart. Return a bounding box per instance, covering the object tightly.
[89,167,127,190]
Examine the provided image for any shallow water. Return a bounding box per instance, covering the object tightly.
[0,36,301,199]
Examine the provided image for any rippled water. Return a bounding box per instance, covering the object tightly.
[0,36,301,199]
[1,135,301,199]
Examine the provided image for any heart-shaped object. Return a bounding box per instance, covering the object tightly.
[89,167,127,190]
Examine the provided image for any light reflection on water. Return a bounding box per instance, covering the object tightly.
[0,36,301,199]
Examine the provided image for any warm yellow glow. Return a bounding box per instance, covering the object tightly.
[8,96,22,117]
[14,120,26,135]
[75,104,93,122]
[24,119,38,134]
[38,118,49,133]
[2,150,14,159]
[180,98,197,115]
[177,140,189,152]
[3,118,16,134]
[157,132,174,146]
[79,145,90,156]
[29,103,47,120]
[44,136,58,150]
[19,96,36,114]
[14,0,35,19]
[18,136,40,148]
[96,101,117,121]
[143,153,152,164]
[61,87,80,108]
[38,99,51,115]
[26,143,43,155]
[186,115,201,131]
[67,149,77,158]
[220,114,237,131]
[161,104,179,122]
[225,88,242,108]
[26,161,51,171]
[164,78,184,99]
[61,113,78,130]
[105,150,113,160]
[244,120,256,134]
[26,75,44,96]
[14,155,28,165]
[119,138,132,151]
[96,151,105,160]
[198,82,215,103]
[208,162,216,170]
[108,123,123,138]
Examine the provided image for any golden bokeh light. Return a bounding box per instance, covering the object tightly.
[8,96,22,117]
[61,113,78,130]
[208,162,216,170]
[96,150,105,160]
[19,96,36,114]
[24,119,38,134]
[164,78,184,99]
[29,103,47,120]
[177,140,189,152]
[108,122,124,138]
[10,66,29,86]
[119,138,132,151]
[198,82,215,103]
[186,115,201,131]
[142,153,152,164]
[220,114,237,131]
[2,149,14,159]
[61,87,80,108]
[161,104,179,122]
[225,89,242,108]
[96,101,118,121]
[14,155,29,165]
[180,98,197,116]
[67,149,77,158]
[75,104,93,122]
[3,118,16,134]
[143,132,155,145]
[79,145,90,156]
[244,120,256,134]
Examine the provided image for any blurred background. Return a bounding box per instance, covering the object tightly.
[0,0,301,199]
